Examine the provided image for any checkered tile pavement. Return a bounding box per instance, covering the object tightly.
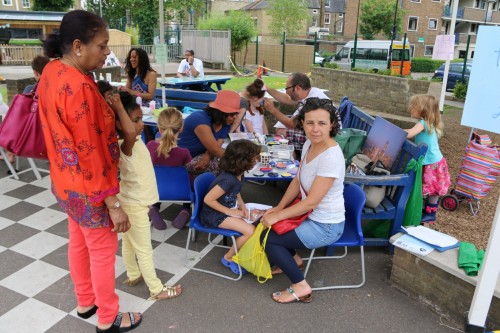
[0,158,462,333]
[0,158,218,333]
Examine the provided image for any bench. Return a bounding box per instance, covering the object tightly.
[154,88,216,110]
[343,105,428,248]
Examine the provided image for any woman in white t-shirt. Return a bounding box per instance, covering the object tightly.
[260,97,345,304]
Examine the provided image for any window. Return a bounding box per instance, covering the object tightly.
[459,50,466,58]
[324,13,331,25]
[411,0,421,3]
[432,0,441,2]
[428,18,437,30]
[424,45,433,56]
[337,19,343,33]
[339,13,344,18]
[408,17,418,31]
[470,23,477,34]
[325,0,331,7]
[22,0,30,8]
[370,49,388,60]
[2,0,12,5]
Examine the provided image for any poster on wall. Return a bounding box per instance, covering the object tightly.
[461,26,500,134]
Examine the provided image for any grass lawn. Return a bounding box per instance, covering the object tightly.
[1,85,6,104]
[222,76,287,92]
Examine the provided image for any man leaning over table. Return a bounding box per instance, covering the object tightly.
[264,72,331,160]
[177,49,204,78]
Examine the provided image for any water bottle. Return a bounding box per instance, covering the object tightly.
[149,101,156,114]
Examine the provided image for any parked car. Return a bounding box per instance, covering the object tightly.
[314,52,324,64]
[432,62,472,90]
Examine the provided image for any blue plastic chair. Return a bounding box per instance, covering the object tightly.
[303,183,366,291]
[154,166,194,204]
[184,172,244,281]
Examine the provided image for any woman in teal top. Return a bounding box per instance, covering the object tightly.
[405,94,451,225]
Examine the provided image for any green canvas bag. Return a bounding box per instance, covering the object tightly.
[335,128,367,164]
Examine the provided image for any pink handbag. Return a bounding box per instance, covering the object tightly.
[0,85,48,159]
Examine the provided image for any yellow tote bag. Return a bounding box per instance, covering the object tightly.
[232,223,272,283]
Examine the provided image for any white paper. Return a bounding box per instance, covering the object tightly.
[402,226,459,248]
[394,234,434,256]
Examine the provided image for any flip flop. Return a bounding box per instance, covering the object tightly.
[221,256,247,275]
[272,287,312,304]
[96,312,142,333]
[77,305,98,319]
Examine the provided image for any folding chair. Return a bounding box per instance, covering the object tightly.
[184,172,244,281]
[0,147,42,180]
[303,183,366,291]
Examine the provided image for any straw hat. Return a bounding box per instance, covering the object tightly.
[208,90,241,113]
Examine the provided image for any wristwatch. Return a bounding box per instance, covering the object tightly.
[108,200,120,209]
[189,62,193,65]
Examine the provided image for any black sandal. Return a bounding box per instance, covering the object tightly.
[95,312,142,333]
[77,305,98,319]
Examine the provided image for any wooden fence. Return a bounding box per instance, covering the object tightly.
[0,44,182,65]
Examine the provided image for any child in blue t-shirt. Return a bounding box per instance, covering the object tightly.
[405,94,451,225]
[200,140,260,275]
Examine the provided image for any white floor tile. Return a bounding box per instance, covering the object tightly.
[29,175,52,189]
[0,194,21,211]
[18,208,68,231]
[24,189,57,208]
[0,216,15,231]
[0,260,68,297]
[150,222,179,242]
[0,298,67,333]
[0,245,6,254]
[152,242,201,276]
[10,232,68,259]
[0,178,25,194]
[115,255,126,278]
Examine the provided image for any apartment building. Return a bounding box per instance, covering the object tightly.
[442,0,500,58]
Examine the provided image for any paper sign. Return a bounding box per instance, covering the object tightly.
[432,35,455,60]
[104,51,121,67]
[461,26,500,134]
[155,44,168,64]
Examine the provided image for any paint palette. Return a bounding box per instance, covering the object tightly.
[276,162,287,169]
[281,172,292,178]
[253,170,264,177]
[260,167,272,172]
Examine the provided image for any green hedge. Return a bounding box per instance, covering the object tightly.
[411,58,445,72]
[8,39,42,45]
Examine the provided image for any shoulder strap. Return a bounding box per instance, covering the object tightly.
[297,145,310,196]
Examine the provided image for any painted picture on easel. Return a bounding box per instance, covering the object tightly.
[361,116,407,169]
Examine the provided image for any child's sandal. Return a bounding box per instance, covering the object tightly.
[148,284,182,300]
[122,275,143,287]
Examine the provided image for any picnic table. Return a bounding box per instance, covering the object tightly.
[159,75,232,92]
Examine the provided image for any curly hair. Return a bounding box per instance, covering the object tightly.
[296,97,340,137]
[219,140,261,176]
[408,94,443,138]
[124,48,154,82]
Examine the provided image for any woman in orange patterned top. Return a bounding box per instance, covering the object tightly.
[38,10,142,333]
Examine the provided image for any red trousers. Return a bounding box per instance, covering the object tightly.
[67,216,119,324]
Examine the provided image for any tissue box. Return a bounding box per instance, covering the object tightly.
[270,145,294,160]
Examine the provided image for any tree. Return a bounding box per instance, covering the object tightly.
[85,0,204,41]
[33,0,73,11]
[268,0,309,40]
[197,11,256,64]
[359,0,403,40]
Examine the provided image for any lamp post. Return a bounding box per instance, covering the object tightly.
[387,0,400,69]
[483,0,495,24]
[352,0,361,69]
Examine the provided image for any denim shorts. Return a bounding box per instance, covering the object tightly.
[295,218,345,249]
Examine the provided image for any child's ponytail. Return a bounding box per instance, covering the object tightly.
[157,107,183,159]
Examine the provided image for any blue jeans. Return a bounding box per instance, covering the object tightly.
[262,219,345,284]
